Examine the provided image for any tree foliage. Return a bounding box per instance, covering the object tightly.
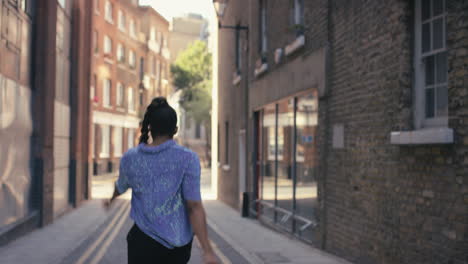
[171,41,212,124]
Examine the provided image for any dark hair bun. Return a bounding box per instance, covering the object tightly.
[149,97,168,111]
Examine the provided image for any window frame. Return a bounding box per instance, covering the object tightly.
[104,35,112,54]
[118,9,126,32]
[259,0,268,54]
[116,82,124,106]
[116,43,125,62]
[105,1,113,23]
[113,126,123,157]
[235,27,242,73]
[293,0,304,26]
[129,50,136,68]
[129,19,136,39]
[128,87,135,112]
[414,0,448,129]
[100,125,110,158]
[103,79,111,107]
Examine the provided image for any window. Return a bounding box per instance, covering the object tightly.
[58,0,66,8]
[129,50,136,68]
[100,125,110,158]
[94,0,100,14]
[235,28,242,73]
[104,35,112,54]
[128,129,135,149]
[259,0,267,54]
[150,27,156,41]
[118,10,126,32]
[105,1,113,23]
[93,30,99,53]
[113,127,123,157]
[103,79,111,107]
[163,35,168,48]
[129,19,136,38]
[20,0,34,16]
[415,0,447,127]
[116,82,124,106]
[91,74,97,100]
[151,57,157,76]
[117,43,125,62]
[156,60,161,82]
[225,122,229,164]
[293,0,304,26]
[140,57,145,80]
[128,87,135,112]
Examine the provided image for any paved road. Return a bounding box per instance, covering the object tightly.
[60,199,250,264]
[60,169,250,264]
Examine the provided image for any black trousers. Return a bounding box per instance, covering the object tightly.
[127,224,192,264]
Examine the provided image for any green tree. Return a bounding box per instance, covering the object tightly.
[171,40,212,165]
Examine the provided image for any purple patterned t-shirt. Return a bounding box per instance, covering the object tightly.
[115,140,201,248]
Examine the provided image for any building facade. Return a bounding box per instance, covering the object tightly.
[0,0,92,244]
[90,0,170,177]
[216,0,468,263]
[138,6,171,113]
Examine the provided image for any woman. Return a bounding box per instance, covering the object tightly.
[104,97,218,264]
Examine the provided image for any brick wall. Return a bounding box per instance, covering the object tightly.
[323,0,468,263]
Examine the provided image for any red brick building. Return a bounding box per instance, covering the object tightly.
[90,0,170,177]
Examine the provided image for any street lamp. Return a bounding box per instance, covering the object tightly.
[212,0,248,31]
[213,0,227,19]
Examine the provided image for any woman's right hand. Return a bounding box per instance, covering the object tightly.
[203,251,219,264]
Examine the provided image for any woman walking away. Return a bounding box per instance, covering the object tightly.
[103,97,218,264]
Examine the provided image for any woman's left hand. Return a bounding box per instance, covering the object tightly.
[102,199,112,211]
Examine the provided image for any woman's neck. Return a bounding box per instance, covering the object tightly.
[148,136,172,147]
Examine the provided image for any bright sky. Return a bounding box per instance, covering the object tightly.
[139,0,215,23]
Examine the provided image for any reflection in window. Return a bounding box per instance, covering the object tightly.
[261,103,277,222]
[294,92,319,241]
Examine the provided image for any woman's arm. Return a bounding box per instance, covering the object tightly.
[103,186,123,210]
[186,200,218,264]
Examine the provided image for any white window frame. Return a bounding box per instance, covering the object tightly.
[113,127,123,157]
[128,129,135,149]
[94,0,100,14]
[104,35,112,54]
[103,79,111,107]
[93,30,99,54]
[294,0,304,26]
[129,50,136,68]
[100,125,110,158]
[128,87,135,112]
[105,1,113,23]
[116,82,124,106]
[118,10,126,32]
[117,43,125,62]
[414,0,448,129]
[150,26,156,41]
[129,19,136,39]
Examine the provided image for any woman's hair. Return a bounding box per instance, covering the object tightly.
[139,97,177,144]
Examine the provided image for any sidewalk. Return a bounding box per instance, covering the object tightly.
[203,200,351,264]
[0,199,116,264]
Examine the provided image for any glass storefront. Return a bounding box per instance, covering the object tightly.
[256,91,319,243]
